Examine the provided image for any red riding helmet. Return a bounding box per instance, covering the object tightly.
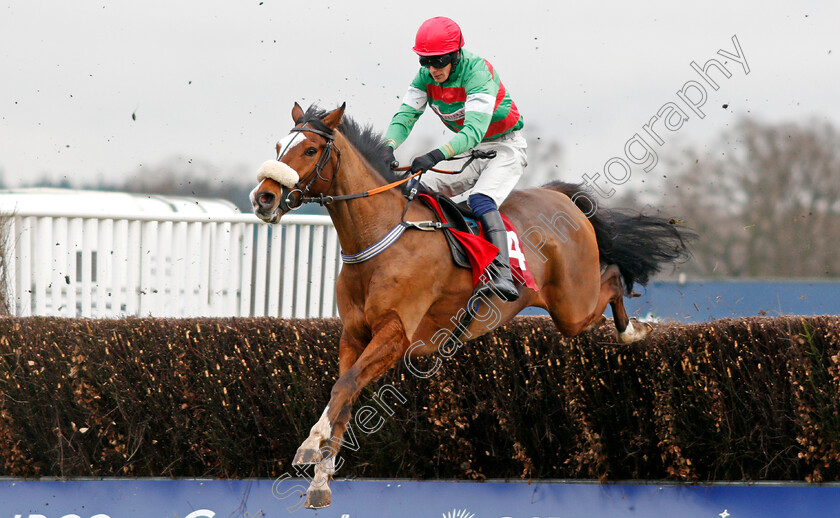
[413,17,464,56]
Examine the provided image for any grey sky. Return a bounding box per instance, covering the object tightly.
[1,1,837,192]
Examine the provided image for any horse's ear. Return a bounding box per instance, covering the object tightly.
[322,102,346,130]
[292,102,304,123]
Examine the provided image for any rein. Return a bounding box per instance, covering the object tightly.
[270,124,496,264]
[339,149,496,265]
[279,128,495,208]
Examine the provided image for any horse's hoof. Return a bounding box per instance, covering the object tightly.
[293,447,321,465]
[618,318,653,343]
[305,487,332,509]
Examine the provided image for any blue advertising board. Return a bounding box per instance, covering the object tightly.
[521,280,840,322]
[1,479,840,518]
[625,280,840,322]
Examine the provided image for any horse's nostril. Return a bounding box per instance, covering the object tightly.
[258,192,275,208]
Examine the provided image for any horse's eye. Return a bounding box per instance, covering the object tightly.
[305,147,318,156]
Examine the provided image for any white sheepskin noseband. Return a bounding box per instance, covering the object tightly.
[256,160,299,189]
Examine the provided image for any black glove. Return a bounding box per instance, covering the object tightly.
[410,149,445,174]
[382,146,398,170]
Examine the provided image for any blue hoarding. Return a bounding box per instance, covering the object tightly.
[521,280,840,322]
[2,479,840,518]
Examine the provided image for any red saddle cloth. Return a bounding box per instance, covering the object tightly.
[417,194,539,291]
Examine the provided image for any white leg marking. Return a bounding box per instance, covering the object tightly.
[319,453,337,475]
[309,461,332,490]
[311,405,331,440]
[618,318,652,343]
[305,463,333,509]
[298,405,331,455]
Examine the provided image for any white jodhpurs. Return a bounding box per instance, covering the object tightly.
[419,130,528,209]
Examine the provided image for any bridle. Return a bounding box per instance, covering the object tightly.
[275,120,342,212]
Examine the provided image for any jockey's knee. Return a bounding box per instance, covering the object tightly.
[468,193,497,216]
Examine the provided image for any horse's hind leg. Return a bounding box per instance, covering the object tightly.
[544,263,616,337]
[604,266,652,343]
[554,263,651,342]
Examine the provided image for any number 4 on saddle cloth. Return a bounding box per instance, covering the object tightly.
[416,193,539,292]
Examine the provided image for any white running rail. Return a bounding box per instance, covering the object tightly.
[1,210,341,318]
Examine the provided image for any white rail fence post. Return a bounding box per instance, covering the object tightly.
[1,210,341,318]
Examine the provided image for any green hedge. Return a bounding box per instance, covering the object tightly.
[0,315,838,482]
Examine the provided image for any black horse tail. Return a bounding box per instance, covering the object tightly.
[543,181,695,292]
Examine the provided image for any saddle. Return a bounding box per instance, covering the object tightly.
[413,193,501,290]
[412,192,539,291]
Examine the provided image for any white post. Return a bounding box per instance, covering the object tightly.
[112,219,129,316]
[211,221,230,317]
[172,221,188,317]
[65,218,83,317]
[80,218,97,317]
[3,215,17,315]
[308,225,325,318]
[226,222,242,316]
[157,221,173,316]
[237,222,254,317]
[295,225,311,318]
[96,219,113,317]
[267,224,283,316]
[252,224,269,317]
[125,220,141,316]
[323,226,339,318]
[281,225,297,318]
[186,222,202,316]
[51,217,67,315]
[14,216,32,316]
[34,217,52,315]
[198,223,211,315]
[139,220,157,316]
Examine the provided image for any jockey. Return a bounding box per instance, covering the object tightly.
[383,16,527,302]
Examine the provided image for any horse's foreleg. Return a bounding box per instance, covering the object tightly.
[297,313,409,509]
[293,330,365,509]
[326,312,409,445]
[294,411,340,509]
[294,331,364,465]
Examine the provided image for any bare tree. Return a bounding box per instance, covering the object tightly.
[662,117,840,278]
[0,212,12,315]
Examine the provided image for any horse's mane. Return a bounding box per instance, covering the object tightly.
[299,105,403,184]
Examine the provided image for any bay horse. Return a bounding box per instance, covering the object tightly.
[251,103,691,509]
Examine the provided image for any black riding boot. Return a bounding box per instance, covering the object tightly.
[476,210,520,302]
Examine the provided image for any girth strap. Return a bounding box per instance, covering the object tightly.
[340,224,408,264]
[340,220,452,264]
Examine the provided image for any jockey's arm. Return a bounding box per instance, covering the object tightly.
[385,66,498,159]
[384,84,426,150]
[438,109,491,158]
[437,70,498,159]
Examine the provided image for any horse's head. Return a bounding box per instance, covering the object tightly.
[251,102,345,223]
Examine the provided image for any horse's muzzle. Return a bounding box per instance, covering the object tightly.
[252,187,302,222]
[252,190,280,223]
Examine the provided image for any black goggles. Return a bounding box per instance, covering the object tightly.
[419,52,455,69]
